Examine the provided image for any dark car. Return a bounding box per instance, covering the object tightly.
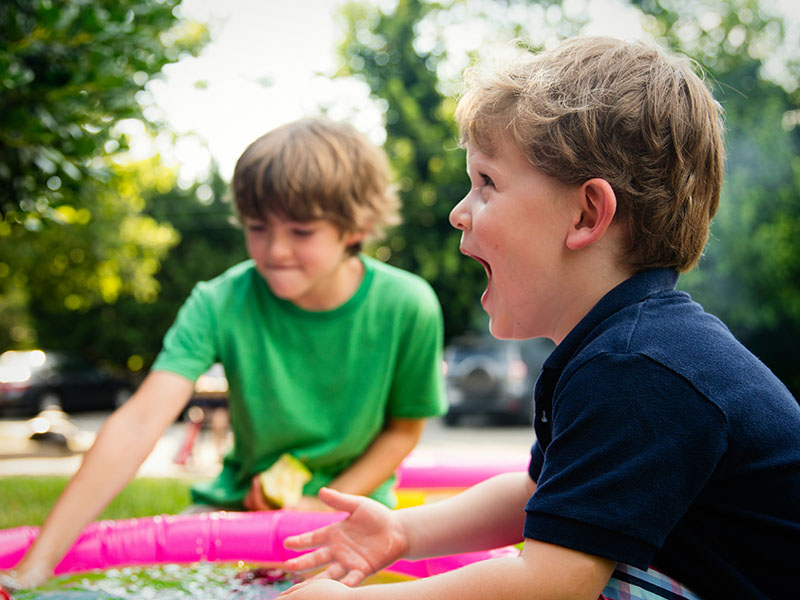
[443,335,554,426]
[0,350,134,416]
[192,362,229,404]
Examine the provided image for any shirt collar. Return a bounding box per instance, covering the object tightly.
[544,268,679,371]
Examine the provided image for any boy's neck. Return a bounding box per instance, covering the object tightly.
[291,254,365,312]
[551,244,635,345]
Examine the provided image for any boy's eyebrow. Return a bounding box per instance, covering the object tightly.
[466,152,492,174]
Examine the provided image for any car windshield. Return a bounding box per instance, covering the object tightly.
[0,350,50,381]
[0,350,48,367]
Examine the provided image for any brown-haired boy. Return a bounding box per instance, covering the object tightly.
[279,38,800,600]
[5,117,448,589]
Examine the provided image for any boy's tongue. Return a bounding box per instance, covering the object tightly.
[476,258,492,308]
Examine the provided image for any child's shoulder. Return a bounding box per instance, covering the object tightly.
[363,255,442,311]
[193,259,260,296]
[365,255,436,293]
[579,286,787,407]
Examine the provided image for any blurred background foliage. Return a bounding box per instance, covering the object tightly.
[1,0,798,395]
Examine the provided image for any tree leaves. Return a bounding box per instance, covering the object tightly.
[0,0,209,353]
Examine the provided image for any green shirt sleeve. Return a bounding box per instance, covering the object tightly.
[384,274,448,419]
[151,281,219,382]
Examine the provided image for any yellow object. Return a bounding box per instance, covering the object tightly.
[259,453,312,508]
[395,487,465,509]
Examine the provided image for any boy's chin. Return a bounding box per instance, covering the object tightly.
[487,319,514,340]
[488,318,538,341]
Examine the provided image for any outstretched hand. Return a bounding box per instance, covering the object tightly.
[283,487,409,587]
[0,562,51,595]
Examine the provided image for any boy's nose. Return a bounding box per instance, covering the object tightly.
[266,233,291,260]
[449,195,472,231]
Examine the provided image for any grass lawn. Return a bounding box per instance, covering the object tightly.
[0,476,198,530]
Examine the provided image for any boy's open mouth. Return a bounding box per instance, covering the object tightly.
[462,250,492,303]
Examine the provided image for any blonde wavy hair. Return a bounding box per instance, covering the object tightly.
[233,117,400,253]
[456,36,725,272]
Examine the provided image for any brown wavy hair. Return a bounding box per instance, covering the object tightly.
[455,37,725,272]
[233,117,400,253]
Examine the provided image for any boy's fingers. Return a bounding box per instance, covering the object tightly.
[339,569,367,587]
[0,571,22,593]
[284,547,332,572]
[317,487,363,512]
[315,562,346,581]
[244,476,271,511]
[309,562,366,587]
[284,525,332,550]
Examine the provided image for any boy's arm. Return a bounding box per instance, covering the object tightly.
[285,472,534,583]
[284,473,615,599]
[326,417,425,497]
[281,539,615,600]
[8,371,194,587]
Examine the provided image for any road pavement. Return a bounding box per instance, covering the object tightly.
[0,411,535,479]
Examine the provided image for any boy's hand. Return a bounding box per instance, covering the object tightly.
[279,578,352,599]
[243,475,335,512]
[243,475,272,511]
[288,496,336,512]
[0,572,20,597]
[283,487,408,587]
[1,562,50,593]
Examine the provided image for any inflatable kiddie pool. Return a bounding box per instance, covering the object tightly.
[0,450,526,585]
[0,511,518,579]
[395,449,529,507]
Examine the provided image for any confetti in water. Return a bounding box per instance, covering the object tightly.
[13,562,298,600]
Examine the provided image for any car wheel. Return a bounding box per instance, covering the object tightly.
[443,411,460,427]
[113,388,133,409]
[37,391,63,412]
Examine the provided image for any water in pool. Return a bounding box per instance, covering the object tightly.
[12,562,409,599]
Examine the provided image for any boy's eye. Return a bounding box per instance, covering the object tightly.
[291,227,315,237]
[247,223,266,233]
[480,173,494,188]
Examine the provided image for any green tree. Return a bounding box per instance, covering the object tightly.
[630,0,800,394]
[133,167,247,370]
[0,0,209,359]
[0,0,207,221]
[27,165,247,372]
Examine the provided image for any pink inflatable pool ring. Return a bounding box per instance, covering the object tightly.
[0,449,527,581]
[0,511,517,579]
[397,449,528,489]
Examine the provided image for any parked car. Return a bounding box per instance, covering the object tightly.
[174,363,231,465]
[442,335,554,426]
[192,362,229,404]
[0,349,135,416]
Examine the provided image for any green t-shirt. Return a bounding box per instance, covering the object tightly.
[151,256,447,508]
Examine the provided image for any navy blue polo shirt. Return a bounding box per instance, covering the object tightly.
[524,269,800,600]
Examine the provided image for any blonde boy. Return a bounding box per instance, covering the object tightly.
[7,117,447,588]
[279,38,800,600]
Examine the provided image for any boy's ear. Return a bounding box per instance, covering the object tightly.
[343,230,367,247]
[565,178,617,251]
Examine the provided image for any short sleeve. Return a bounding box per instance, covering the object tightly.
[529,441,544,482]
[385,281,448,419]
[151,282,219,382]
[523,353,728,568]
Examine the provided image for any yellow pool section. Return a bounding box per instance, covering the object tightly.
[364,570,415,584]
[395,487,465,508]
